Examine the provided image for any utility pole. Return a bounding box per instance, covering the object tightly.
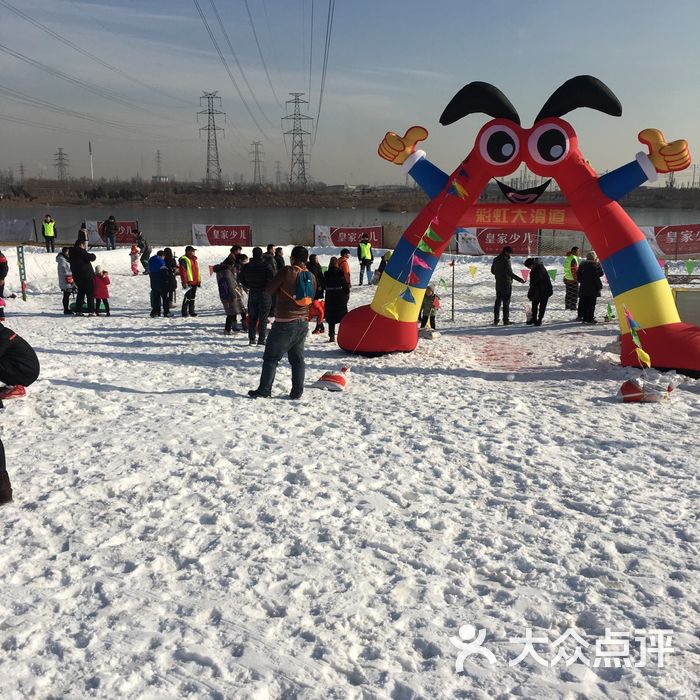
[54,147,69,181]
[282,92,312,188]
[250,141,263,185]
[197,91,225,187]
[89,141,94,182]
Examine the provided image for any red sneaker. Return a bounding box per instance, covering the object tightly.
[0,385,26,400]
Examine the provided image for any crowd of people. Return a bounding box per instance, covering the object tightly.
[491,245,604,327]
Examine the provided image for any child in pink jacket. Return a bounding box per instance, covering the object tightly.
[129,245,139,276]
[94,265,111,316]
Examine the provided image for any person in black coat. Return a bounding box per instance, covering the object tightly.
[323,257,350,343]
[491,246,525,325]
[576,251,604,323]
[524,257,553,326]
[163,248,179,306]
[69,239,96,315]
[240,247,275,345]
[0,325,41,505]
[0,249,8,302]
[306,254,325,300]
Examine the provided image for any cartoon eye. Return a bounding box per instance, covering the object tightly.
[478,124,519,166]
[528,123,570,165]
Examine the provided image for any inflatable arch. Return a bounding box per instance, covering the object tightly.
[338,76,700,377]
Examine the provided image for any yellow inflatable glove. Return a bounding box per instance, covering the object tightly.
[638,128,691,173]
[378,126,429,165]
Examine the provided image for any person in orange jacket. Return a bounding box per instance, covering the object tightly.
[179,245,201,317]
[338,248,352,287]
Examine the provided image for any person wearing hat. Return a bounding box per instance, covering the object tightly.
[576,251,604,324]
[68,238,96,315]
[356,233,374,285]
[148,250,171,317]
[179,245,201,317]
[42,214,57,253]
[93,265,111,316]
[103,215,119,250]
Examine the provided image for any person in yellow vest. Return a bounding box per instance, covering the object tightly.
[356,233,374,285]
[563,246,580,314]
[178,245,201,317]
[42,214,57,253]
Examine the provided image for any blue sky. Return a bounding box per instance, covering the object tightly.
[2,0,700,186]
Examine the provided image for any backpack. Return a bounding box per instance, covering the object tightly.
[284,268,314,306]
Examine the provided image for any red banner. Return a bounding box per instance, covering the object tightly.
[653,224,700,256]
[458,204,582,230]
[203,225,252,246]
[315,225,383,247]
[476,228,539,255]
[97,220,138,244]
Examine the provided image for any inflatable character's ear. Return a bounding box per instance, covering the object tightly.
[440,82,520,126]
[535,75,622,122]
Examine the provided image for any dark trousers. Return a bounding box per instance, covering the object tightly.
[531,298,549,324]
[225,313,246,332]
[328,322,337,340]
[75,279,95,314]
[494,285,512,323]
[106,234,116,251]
[181,286,197,316]
[420,313,436,329]
[62,289,72,313]
[151,289,169,316]
[0,280,4,298]
[564,279,579,311]
[579,296,597,322]
[359,260,373,285]
[256,319,308,396]
[44,236,55,253]
[248,290,271,342]
[95,299,110,315]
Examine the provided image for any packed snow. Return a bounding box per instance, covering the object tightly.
[0,245,698,699]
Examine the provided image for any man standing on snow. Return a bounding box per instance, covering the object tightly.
[356,233,374,285]
[103,215,119,250]
[179,245,201,317]
[563,246,580,314]
[42,214,57,253]
[69,239,96,315]
[248,246,316,400]
[490,245,525,325]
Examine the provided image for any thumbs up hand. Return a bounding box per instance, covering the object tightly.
[638,128,691,173]
[378,126,429,164]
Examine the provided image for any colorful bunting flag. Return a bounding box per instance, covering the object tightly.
[448,180,467,199]
[686,260,696,275]
[411,254,431,270]
[417,239,433,254]
[635,347,651,368]
[438,277,449,291]
[658,259,666,269]
[423,226,443,242]
[547,269,557,282]
[400,287,415,303]
[606,303,615,319]
[383,300,399,320]
[468,265,478,279]
[407,271,419,285]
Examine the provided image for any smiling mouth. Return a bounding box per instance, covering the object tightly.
[496,179,551,204]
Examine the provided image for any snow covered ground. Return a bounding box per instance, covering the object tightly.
[0,245,698,699]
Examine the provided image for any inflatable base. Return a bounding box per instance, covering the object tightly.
[338,304,418,355]
[620,322,700,378]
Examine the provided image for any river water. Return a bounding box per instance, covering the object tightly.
[2,203,700,248]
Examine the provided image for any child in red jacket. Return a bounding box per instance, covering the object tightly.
[94,265,111,316]
[129,245,139,276]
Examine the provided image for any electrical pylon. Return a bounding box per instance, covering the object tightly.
[156,150,163,177]
[53,148,69,181]
[282,93,312,187]
[250,141,263,185]
[197,92,225,187]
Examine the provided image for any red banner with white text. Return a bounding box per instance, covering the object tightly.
[653,224,700,257]
[456,228,539,255]
[86,220,138,246]
[191,224,252,246]
[314,225,383,247]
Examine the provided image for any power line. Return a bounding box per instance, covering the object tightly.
[191,0,275,143]
[0,0,190,108]
[313,0,335,145]
[207,0,276,127]
[243,0,283,109]
[308,0,314,106]
[0,43,173,121]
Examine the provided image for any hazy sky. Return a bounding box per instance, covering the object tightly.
[2,0,700,186]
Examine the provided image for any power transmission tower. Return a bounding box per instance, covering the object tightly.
[156,150,163,177]
[54,147,69,181]
[18,163,25,183]
[250,141,263,185]
[282,93,312,187]
[197,91,225,187]
[274,160,282,187]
